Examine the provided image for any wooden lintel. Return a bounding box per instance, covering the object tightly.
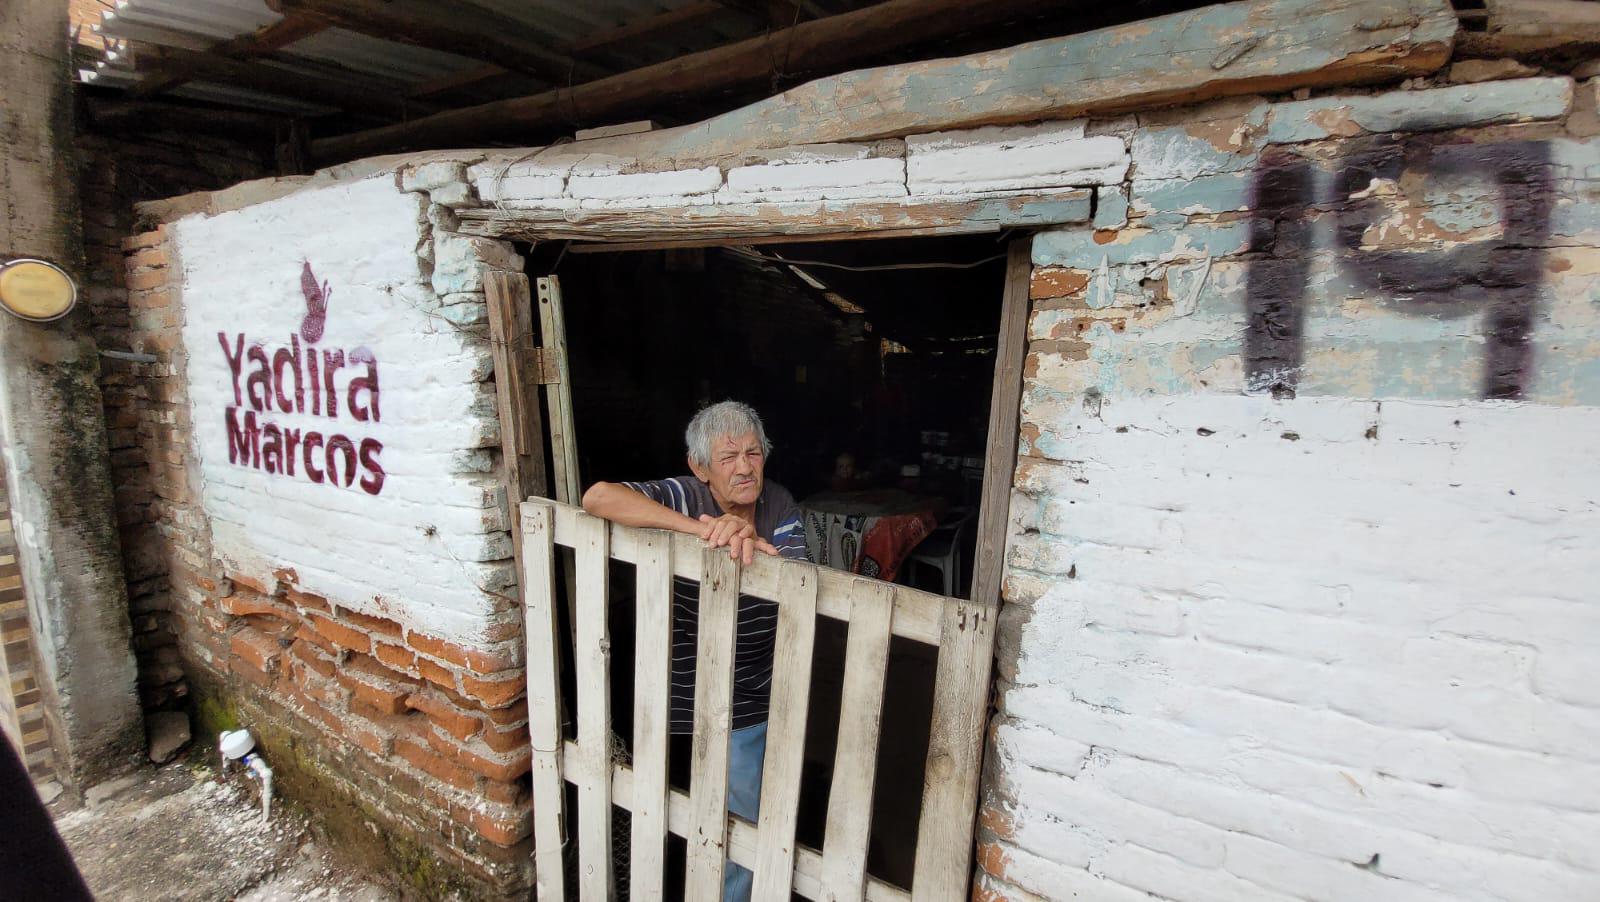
[455,191,1092,246]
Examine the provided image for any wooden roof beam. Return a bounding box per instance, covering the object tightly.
[127,14,328,98]
[563,1,732,57]
[265,0,606,85]
[312,0,1084,161]
[132,43,435,120]
[313,0,1458,165]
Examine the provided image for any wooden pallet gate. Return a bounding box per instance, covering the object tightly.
[519,499,997,902]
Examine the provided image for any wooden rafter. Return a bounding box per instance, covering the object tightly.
[311,0,1088,161]
[265,0,605,86]
[132,43,434,120]
[563,1,731,56]
[128,14,328,98]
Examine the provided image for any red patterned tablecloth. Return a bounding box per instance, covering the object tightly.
[801,490,940,583]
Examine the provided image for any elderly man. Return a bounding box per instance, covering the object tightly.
[582,400,807,901]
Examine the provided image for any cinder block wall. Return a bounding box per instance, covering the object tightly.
[979,76,1600,900]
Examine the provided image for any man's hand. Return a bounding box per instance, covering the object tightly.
[697,513,779,565]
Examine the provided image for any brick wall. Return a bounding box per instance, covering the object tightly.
[78,129,274,718]
[110,166,533,893]
[980,73,1600,900]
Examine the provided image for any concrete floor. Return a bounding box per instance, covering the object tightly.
[50,763,399,901]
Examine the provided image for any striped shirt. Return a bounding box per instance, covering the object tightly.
[620,476,809,732]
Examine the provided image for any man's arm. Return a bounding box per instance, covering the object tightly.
[581,481,702,534]
[581,480,777,564]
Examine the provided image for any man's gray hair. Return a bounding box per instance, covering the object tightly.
[686,401,771,467]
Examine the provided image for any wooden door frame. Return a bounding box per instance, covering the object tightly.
[484,230,1032,897]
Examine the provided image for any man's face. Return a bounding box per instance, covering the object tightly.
[689,431,765,510]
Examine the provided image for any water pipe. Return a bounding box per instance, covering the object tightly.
[218,728,273,823]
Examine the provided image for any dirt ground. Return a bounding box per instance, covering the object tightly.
[51,763,401,902]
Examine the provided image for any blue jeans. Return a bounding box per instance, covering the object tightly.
[724,722,767,902]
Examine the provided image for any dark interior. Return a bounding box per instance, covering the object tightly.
[532,234,1008,894]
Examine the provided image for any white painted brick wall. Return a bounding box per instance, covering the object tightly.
[986,393,1600,902]
[174,177,511,644]
[907,124,1128,194]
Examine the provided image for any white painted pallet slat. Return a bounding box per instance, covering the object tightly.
[752,563,821,901]
[685,548,740,898]
[574,512,613,900]
[630,529,674,900]
[520,501,567,902]
[821,579,896,901]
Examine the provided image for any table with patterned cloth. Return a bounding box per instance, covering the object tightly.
[800,489,941,583]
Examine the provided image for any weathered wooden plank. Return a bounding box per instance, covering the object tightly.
[553,504,942,643]
[536,276,581,504]
[455,192,1092,245]
[313,0,1087,161]
[573,512,613,900]
[751,563,821,901]
[630,530,674,901]
[969,241,1030,609]
[593,750,912,902]
[485,271,549,599]
[685,548,741,897]
[320,0,1456,166]
[1481,0,1600,52]
[521,501,567,902]
[910,600,996,902]
[821,579,896,901]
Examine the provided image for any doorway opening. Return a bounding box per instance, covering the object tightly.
[525,233,1013,895]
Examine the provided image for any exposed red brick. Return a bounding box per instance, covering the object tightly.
[233,656,277,690]
[406,631,518,675]
[423,728,531,782]
[979,804,1016,842]
[284,685,346,735]
[288,638,337,681]
[471,808,533,848]
[1029,266,1091,300]
[459,672,523,709]
[405,688,483,741]
[125,246,167,270]
[229,628,283,675]
[482,778,528,807]
[120,230,166,252]
[373,641,416,672]
[286,588,329,613]
[224,592,297,625]
[337,653,420,716]
[394,736,477,791]
[337,606,402,637]
[975,842,1010,883]
[229,572,274,596]
[478,722,526,754]
[416,656,456,690]
[294,623,338,655]
[307,612,372,654]
[482,697,529,727]
[480,618,523,642]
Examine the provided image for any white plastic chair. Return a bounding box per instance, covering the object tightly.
[907,508,976,597]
